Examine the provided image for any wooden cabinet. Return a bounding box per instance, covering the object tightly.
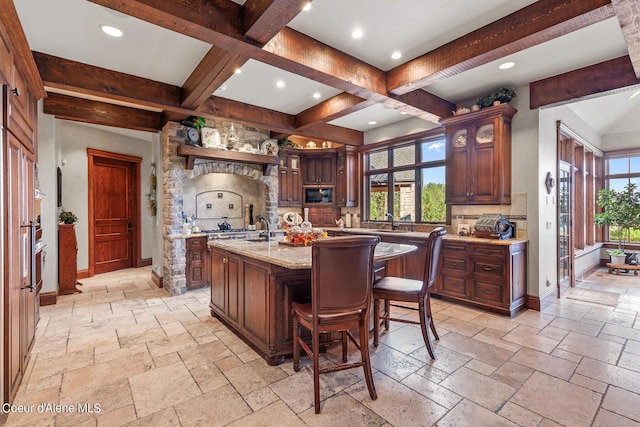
[303,151,336,185]
[209,247,307,364]
[434,239,527,316]
[186,236,209,290]
[7,63,36,154]
[0,30,11,85]
[336,146,358,207]
[377,234,429,280]
[307,207,340,227]
[440,104,516,205]
[278,150,302,207]
[59,224,81,295]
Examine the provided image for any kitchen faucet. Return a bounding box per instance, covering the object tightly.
[257,215,270,243]
[386,212,397,230]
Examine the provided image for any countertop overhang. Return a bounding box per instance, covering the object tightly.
[208,239,418,270]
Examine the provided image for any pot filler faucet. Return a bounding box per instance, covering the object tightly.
[386,212,397,230]
[257,216,270,243]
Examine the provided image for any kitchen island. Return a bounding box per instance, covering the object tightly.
[208,239,416,365]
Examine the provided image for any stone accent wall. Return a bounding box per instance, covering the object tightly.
[161,121,277,295]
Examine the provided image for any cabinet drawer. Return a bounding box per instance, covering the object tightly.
[189,237,205,249]
[474,281,503,304]
[440,274,468,297]
[473,260,504,277]
[472,246,504,258]
[442,256,466,273]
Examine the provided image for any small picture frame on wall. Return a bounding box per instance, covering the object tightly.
[57,167,62,207]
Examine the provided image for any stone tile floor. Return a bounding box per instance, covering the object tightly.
[3,266,640,426]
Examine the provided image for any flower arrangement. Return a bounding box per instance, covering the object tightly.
[284,227,327,246]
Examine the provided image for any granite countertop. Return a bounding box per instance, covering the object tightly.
[324,227,528,246]
[208,238,418,270]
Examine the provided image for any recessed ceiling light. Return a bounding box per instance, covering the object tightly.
[368,121,377,125]
[352,28,363,39]
[313,92,321,99]
[216,84,227,93]
[303,2,312,11]
[499,61,515,70]
[100,25,123,38]
[234,68,242,74]
[400,111,407,115]
[276,80,285,88]
[391,51,402,60]
[628,90,640,100]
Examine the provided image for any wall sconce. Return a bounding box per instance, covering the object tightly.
[545,171,555,194]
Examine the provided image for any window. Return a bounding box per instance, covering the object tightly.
[364,134,446,224]
[602,154,640,243]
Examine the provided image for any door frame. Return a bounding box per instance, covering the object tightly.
[87,148,142,277]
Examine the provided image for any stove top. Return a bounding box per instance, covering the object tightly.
[201,229,252,234]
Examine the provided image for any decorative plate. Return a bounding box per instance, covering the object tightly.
[475,124,494,144]
[283,211,302,226]
[261,139,279,156]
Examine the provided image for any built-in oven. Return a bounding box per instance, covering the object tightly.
[304,187,334,204]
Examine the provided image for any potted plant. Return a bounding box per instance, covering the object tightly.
[595,182,640,263]
[59,209,77,225]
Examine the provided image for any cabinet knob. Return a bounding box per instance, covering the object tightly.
[11,87,20,96]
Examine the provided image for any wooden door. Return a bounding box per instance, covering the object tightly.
[88,149,141,275]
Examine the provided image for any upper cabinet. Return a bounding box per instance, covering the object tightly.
[440,104,516,205]
[8,62,37,153]
[302,151,336,185]
[336,146,358,207]
[278,149,302,207]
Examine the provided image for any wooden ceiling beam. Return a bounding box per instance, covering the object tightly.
[89,0,453,122]
[243,0,308,45]
[197,96,363,145]
[33,51,182,110]
[43,93,162,132]
[295,94,375,130]
[612,0,640,78]
[181,47,248,108]
[387,0,614,95]
[181,0,306,109]
[530,56,640,108]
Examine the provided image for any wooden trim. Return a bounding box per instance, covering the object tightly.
[527,290,556,312]
[39,292,58,306]
[140,258,152,267]
[359,127,445,153]
[77,269,90,280]
[151,269,163,288]
[87,149,142,277]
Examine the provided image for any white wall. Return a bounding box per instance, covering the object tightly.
[37,117,158,279]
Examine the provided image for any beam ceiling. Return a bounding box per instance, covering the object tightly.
[35,0,632,143]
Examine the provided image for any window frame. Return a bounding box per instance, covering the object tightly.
[362,129,448,224]
[601,150,640,244]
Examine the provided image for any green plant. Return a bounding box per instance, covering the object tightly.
[595,182,640,253]
[59,209,77,224]
[477,87,517,108]
[185,115,206,130]
[608,249,625,256]
[278,138,299,148]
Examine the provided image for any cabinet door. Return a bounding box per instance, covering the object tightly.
[289,167,302,206]
[0,31,11,85]
[336,148,358,207]
[470,119,499,203]
[242,260,270,346]
[209,249,227,314]
[319,155,336,184]
[278,155,290,206]
[8,65,35,153]
[186,236,208,289]
[445,126,470,203]
[303,156,320,184]
[227,254,242,325]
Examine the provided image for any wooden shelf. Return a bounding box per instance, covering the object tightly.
[177,144,279,175]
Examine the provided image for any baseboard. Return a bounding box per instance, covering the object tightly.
[77,269,90,279]
[525,295,540,311]
[152,269,163,288]
[140,258,152,267]
[40,291,58,306]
